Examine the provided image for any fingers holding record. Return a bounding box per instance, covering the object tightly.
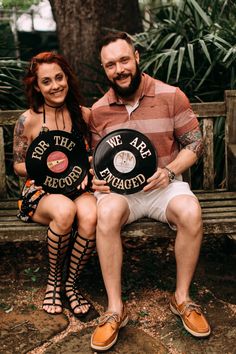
[25,130,89,195]
[93,129,157,195]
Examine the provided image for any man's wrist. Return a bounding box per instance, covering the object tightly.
[164,166,176,183]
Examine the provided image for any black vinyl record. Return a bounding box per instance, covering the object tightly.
[26,130,89,195]
[93,129,157,194]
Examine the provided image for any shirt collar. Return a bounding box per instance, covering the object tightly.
[107,73,155,105]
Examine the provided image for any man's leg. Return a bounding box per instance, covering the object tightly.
[166,194,210,337]
[166,195,202,302]
[91,194,130,351]
[97,194,130,314]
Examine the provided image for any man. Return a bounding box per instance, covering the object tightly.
[89,32,211,351]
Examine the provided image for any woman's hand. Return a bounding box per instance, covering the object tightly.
[77,175,88,190]
[21,179,44,199]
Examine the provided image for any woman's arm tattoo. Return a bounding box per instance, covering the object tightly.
[13,114,29,163]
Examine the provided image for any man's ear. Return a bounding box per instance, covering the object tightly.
[135,50,140,64]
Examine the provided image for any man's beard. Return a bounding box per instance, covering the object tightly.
[108,63,142,98]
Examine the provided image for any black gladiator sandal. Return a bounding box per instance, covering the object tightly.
[43,226,71,314]
[65,234,98,321]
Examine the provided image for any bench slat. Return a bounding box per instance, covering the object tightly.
[0,200,18,209]
[191,102,225,117]
[195,191,236,200]
[0,192,235,207]
[0,216,235,243]
[1,208,235,223]
[200,200,236,207]
[203,118,214,189]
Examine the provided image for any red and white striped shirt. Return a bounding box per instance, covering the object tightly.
[89,73,201,168]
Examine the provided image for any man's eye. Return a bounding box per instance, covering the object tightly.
[106,63,115,69]
[121,59,129,64]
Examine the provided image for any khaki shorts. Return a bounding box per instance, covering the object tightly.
[95,180,197,229]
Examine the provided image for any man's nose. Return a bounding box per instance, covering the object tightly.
[115,62,125,74]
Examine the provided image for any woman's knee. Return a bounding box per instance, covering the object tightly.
[75,195,97,235]
[53,199,77,230]
[77,210,97,236]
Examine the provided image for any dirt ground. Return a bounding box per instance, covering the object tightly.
[0,235,235,353]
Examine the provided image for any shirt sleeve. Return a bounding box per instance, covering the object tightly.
[173,88,204,158]
[87,109,102,151]
[173,88,200,136]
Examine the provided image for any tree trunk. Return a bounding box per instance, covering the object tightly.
[49,0,143,105]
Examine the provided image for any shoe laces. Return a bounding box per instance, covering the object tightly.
[183,302,202,316]
[99,312,120,326]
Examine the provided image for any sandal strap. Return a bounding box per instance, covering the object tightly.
[43,226,72,309]
[66,291,90,306]
[65,234,95,314]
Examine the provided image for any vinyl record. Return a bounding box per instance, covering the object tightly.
[26,130,89,195]
[93,129,157,194]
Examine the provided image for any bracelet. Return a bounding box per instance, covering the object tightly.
[164,167,176,183]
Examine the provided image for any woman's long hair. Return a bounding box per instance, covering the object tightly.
[24,51,89,140]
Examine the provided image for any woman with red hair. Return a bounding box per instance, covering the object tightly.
[13,52,97,319]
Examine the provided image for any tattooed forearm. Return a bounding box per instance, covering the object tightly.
[13,114,29,163]
[177,129,204,158]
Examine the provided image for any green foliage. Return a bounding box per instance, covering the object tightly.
[0,59,27,110]
[133,0,236,102]
[2,0,39,10]
[0,22,16,58]
[0,59,27,197]
[23,267,40,282]
[133,0,233,189]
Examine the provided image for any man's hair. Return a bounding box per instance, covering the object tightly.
[99,32,135,53]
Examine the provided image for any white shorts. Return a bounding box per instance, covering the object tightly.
[95,180,197,229]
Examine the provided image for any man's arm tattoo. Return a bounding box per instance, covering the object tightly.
[13,114,29,163]
[177,129,204,158]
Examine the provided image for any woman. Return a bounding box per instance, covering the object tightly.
[13,52,96,318]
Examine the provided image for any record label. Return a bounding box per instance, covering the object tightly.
[26,130,89,195]
[47,151,69,173]
[93,129,157,194]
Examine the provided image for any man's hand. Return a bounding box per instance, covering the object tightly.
[143,167,169,192]
[89,155,110,193]
[91,176,110,193]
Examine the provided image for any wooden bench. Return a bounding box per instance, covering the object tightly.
[0,90,236,243]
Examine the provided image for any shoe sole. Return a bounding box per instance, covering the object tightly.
[91,315,129,351]
[170,303,211,338]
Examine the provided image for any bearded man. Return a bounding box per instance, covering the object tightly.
[88,32,211,352]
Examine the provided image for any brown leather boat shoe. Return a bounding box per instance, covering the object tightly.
[91,305,128,351]
[170,294,211,337]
